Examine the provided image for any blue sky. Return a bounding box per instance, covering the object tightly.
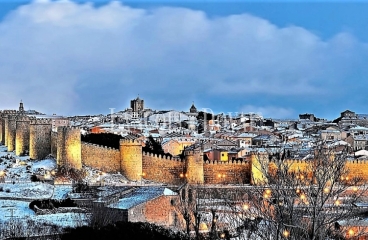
[1,0,368,120]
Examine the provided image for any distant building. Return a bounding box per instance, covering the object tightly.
[335,110,368,127]
[189,102,197,113]
[131,96,144,113]
[299,113,316,121]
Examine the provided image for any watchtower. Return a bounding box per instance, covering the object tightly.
[56,127,82,169]
[15,115,30,156]
[120,139,142,181]
[184,148,204,184]
[29,118,52,160]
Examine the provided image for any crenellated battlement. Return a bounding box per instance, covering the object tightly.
[2,110,17,114]
[120,139,142,145]
[16,115,30,122]
[204,159,249,165]
[142,151,182,162]
[29,117,52,125]
[82,142,119,152]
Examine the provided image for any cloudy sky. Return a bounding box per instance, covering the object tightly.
[0,0,368,119]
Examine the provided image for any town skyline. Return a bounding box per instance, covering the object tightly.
[1,0,368,119]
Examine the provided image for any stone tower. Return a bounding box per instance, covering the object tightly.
[7,115,17,152]
[56,127,82,169]
[3,110,17,147]
[130,96,144,113]
[29,118,52,160]
[120,139,142,181]
[15,115,30,156]
[184,148,204,184]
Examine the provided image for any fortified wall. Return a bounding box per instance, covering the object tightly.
[142,152,184,185]
[2,109,368,186]
[81,142,120,173]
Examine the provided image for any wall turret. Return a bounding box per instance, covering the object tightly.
[120,139,142,181]
[7,115,17,152]
[56,127,82,169]
[2,110,17,147]
[29,118,52,160]
[184,148,204,184]
[15,115,30,156]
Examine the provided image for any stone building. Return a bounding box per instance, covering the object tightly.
[131,96,144,112]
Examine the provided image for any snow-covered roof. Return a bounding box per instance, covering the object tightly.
[108,187,175,210]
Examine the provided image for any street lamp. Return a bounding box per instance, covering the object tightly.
[283,230,290,238]
[217,173,226,184]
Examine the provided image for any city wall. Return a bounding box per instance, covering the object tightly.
[3,107,368,186]
[81,142,120,173]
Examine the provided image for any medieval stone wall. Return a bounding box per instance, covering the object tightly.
[345,160,368,182]
[204,160,251,184]
[29,118,52,160]
[142,152,184,185]
[15,115,30,156]
[81,142,120,173]
[56,127,82,169]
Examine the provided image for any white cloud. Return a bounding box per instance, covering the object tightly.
[0,0,366,114]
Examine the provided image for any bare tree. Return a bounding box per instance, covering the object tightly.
[222,141,368,240]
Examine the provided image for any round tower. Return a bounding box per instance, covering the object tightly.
[120,139,142,181]
[7,114,17,152]
[56,127,82,169]
[15,115,30,156]
[29,118,52,160]
[184,148,204,184]
[2,110,17,147]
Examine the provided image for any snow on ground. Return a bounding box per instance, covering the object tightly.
[52,185,73,200]
[32,159,57,171]
[0,144,141,237]
[0,182,54,199]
